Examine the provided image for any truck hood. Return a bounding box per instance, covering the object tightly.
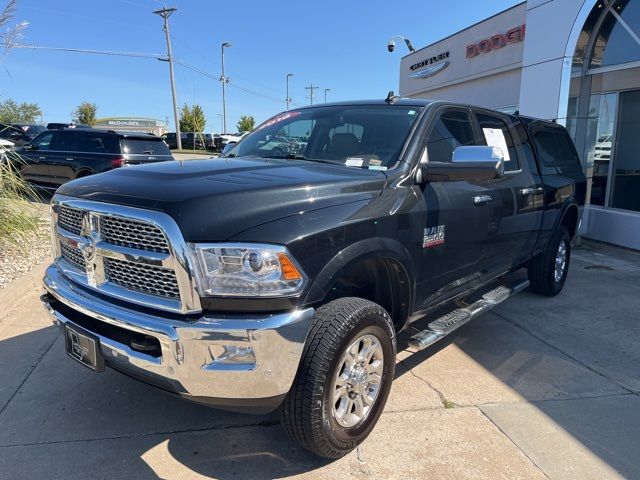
[56,157,387,241]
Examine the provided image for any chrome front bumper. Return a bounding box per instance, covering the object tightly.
[42,265,314,412]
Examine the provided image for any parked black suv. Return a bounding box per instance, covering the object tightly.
[0,123,47,147]
[42,99,586,458]
[18,128,174,188]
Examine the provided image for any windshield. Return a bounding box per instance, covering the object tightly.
[223,105,422,169]
[24,125,46,138]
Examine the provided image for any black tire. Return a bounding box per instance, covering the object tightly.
[279,297,396,459]
[528,226,571,296]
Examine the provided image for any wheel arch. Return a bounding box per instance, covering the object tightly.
[75,168,93,179]
[303,238,414,332]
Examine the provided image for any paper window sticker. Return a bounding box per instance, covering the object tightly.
[482,128,511,161]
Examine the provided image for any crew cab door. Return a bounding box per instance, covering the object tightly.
[471,109,544,273]
[47,131,81,186]
[415,107,502,309]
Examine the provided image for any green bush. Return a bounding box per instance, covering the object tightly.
[0,150,40,246]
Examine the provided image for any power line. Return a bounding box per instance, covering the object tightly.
[173,59,302,106]
[2,43,164,59]
[172,38,290,97]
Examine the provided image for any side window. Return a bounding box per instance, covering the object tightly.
[31,132,54,151]
[532,129,579,167]
[426,110,476,162]
[50,132,79,152]
[475,113,520,172]
[76,133,119,153]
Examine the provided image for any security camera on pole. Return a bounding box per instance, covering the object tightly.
[387,35,415,53]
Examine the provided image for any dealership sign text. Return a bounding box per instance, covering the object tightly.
[466,25,526,58]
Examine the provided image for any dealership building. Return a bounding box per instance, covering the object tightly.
[93,117,167,137]
[399,0,640,250]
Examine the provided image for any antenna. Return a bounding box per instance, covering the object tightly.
[385,91,401,104]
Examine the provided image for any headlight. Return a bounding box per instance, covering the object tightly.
[190,243,307,297]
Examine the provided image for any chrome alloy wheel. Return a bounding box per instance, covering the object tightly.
[555,240,567,283]
[332,334,384,428]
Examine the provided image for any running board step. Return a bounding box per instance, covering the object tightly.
[408,279,530,350]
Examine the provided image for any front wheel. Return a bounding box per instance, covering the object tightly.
[279,297,396,459]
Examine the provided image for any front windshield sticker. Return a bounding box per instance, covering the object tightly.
[482,128,510,161]
[255,111,302,131]
[369,165,387,171]
[345,157,364,167]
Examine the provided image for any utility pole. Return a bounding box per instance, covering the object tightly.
[305,83,318,105]
[220,42,232,134]
[153,7,182,150]
[324,88,331,103]
[286,73,294,111]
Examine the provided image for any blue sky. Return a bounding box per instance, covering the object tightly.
[1,0,519,132]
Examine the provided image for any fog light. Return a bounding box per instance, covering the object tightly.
[212,345,256,365]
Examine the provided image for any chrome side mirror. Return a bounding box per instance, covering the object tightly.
[417,146,505,183]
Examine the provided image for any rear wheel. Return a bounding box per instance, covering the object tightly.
[528,226,571,296]
[279,297,396,459]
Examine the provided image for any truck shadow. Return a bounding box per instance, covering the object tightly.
[1,246,639,478]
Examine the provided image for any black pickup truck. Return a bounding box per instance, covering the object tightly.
[41,99,585,458]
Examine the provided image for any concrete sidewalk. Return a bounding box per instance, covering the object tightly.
[0,241,638,479]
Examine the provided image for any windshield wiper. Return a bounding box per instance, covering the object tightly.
[141,150,154,154]
[265,153,333,164]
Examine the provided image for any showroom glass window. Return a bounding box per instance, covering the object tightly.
[590,0,640,68]
[610,89,640,212]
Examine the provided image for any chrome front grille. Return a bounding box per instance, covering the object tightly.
[99,216,169,253]
[51,196,201,314]
[60,242,86,271]
[58,206,82,235]
[104,258,180,298]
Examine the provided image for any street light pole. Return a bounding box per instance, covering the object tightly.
[286,73,294,111]
[324,88,331,103]
[220,42,231,134]
[154,7,182,150]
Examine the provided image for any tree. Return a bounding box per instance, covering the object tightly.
[179,103,206,133]
[0,99,42,123]
[71,101,97,126]
[237,115,255,133]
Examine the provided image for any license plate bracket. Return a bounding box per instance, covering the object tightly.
[64,324,105,372]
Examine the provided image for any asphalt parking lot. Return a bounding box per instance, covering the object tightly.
[0,240,638,480]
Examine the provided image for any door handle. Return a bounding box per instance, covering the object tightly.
[66,157,74,161]
[38,156,46,160]
[520,187,544,196]
[473,194,492,205]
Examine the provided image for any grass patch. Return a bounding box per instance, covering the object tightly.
[442,398,457,409]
